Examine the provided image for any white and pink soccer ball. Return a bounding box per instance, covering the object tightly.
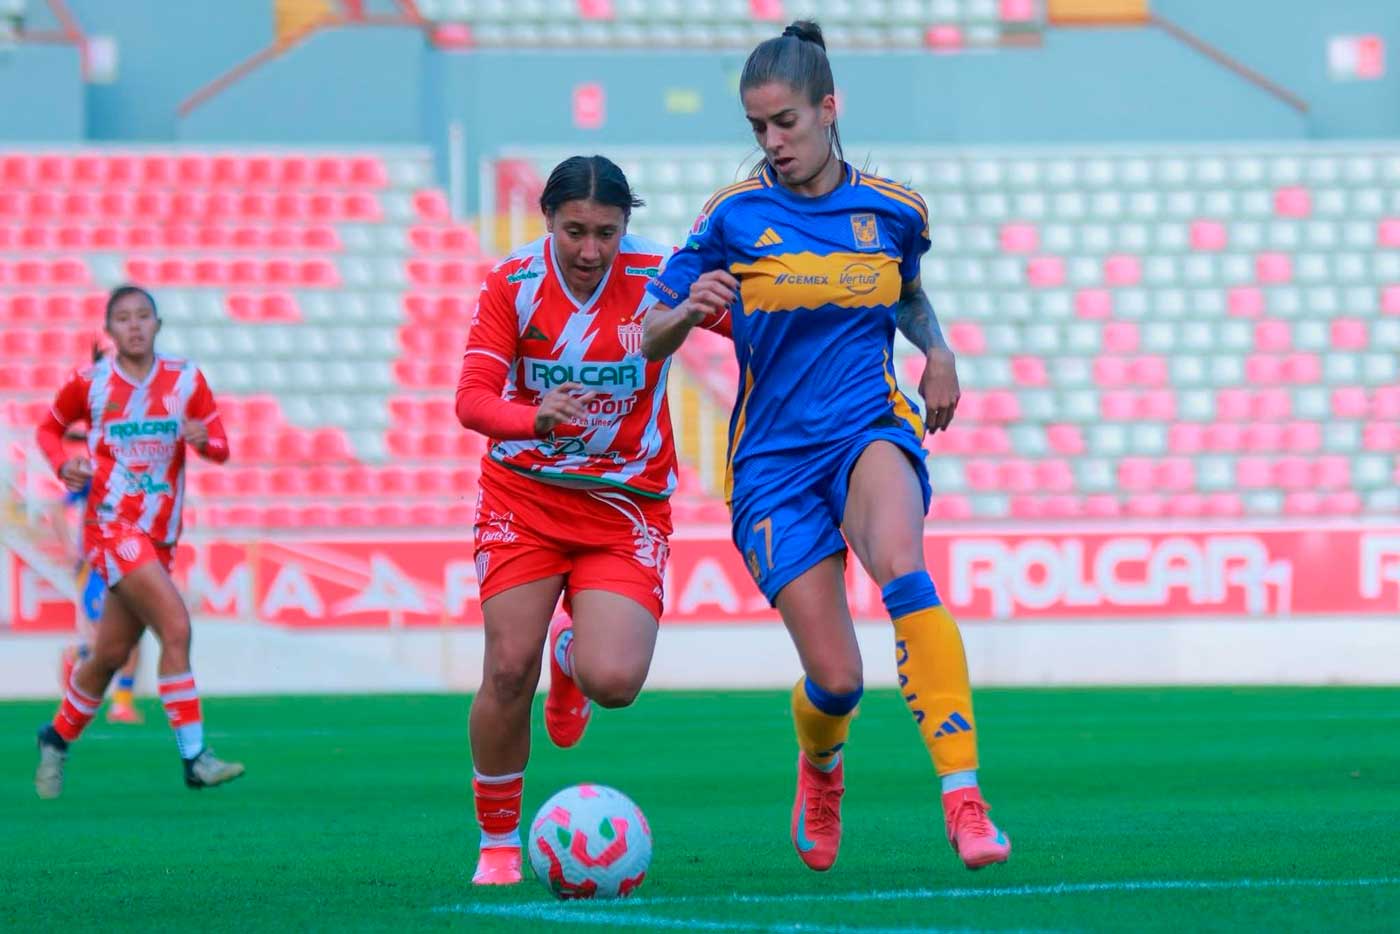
[527,784,652,899]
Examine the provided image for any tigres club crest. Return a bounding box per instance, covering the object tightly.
[617,322,644,356]
[850,213,882,251]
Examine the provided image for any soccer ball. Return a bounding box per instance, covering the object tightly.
[527,783,652,900]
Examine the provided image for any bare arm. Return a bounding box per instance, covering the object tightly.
[894,278,949,354]
[897,278,961,433]
[641,269,739,361]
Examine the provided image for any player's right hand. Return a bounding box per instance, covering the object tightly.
[680,270,739,325]
[59,457,94,493]
[534,383,598,436]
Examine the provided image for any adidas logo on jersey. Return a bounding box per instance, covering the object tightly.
[753,227,783,248]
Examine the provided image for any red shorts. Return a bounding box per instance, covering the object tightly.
[474,460,673,619]
[84,522,174,589]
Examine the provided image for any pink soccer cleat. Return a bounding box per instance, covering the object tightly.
[106,701,144,724]
[544,614,590,748]
[943,787,1011,870]
[472,846,522,885]
[790,755,844,871]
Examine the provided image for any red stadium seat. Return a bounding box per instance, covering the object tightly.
[336,504,376,527]
[268,467,307,497]
[413,189,449,222]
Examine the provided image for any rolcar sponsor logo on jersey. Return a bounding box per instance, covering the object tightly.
[524,358,643,391]
[773,273,829,286]
[840,262,880,295]
[107,419,179,441]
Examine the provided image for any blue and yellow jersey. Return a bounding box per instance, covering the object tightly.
[648,162,931,499]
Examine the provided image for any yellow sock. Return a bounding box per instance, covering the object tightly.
[884,573,978,776]
[113,688,134,707]
[790,677,861,769]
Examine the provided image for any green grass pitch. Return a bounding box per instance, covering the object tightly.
[2,687,1397,933]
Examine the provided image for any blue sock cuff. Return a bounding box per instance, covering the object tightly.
[117,676,135,690]
[804,678,863,716]
[881,570,941,618]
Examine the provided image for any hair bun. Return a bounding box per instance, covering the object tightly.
[781,20,826,50]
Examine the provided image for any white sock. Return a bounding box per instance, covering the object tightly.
[940,770,978,794]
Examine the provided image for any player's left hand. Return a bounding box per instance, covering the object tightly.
[919,348,960,434]
[181,419,209,451]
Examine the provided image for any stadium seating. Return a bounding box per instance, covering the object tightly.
[0,147,722,531]
[512,142,1400,520]
[416,0,1045,49]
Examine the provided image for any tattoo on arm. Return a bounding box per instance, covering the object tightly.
[895,287,948,354]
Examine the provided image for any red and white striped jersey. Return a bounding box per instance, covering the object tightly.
[40,355,228,545]
[463,234,727,499]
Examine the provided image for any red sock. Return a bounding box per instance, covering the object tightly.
[53,673,101,742]
[473,771,524,848]
[158,672,204,759]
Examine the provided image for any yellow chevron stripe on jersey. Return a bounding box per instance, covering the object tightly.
[753,227,784,248]
[724,366,756,505]
[883,347,925,438]
[730,251,901,314]
[702,179,765,217]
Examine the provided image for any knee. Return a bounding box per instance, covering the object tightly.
[806,669,863,699]
[483,655,538,705]
[577,662,646,709]
[91,641,131,674]
[869,552,927,589]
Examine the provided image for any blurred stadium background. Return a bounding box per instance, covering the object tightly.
[3,0,1400,695]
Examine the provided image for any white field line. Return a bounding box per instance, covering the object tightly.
[628,876,1400,906]
[436,877,1399,934]
[438,902,1059,934]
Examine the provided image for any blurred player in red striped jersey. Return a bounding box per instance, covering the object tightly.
[456,155,729,884]
[33,285,244,798]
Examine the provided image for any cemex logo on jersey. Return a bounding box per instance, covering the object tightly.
[523,358,642,392]
[774,273,829,286]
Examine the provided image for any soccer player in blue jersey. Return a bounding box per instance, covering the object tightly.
[643,20,1010,872]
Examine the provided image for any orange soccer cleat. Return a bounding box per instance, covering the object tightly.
[544,614,590,748]
[790,754,844,871]
[943,786,1011,870]
[472,846,522,885]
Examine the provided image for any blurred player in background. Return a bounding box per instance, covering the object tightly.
[33,285,244,798]
[53,347,143,725]
[644,22,1010,872]
[456,155,729,885]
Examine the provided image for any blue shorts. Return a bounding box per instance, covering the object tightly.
[730,425,931,605]
[77,562,106,624]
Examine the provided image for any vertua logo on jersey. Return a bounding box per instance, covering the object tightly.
[850,213,882,250]
[840,262,880,295]
[616,323,644,356]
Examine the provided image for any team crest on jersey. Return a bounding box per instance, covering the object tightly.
[616,322,644,356]
[163,392,183,416]
[116,538,142,563]
[475,553,490,582]
[851,213,881,250]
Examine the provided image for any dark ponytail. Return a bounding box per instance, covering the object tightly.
[539,154,645,220]
[740,20,844,168]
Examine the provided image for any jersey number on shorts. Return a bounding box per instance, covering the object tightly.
[746,516,775,581]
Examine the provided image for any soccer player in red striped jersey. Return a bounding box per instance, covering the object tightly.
[33,285,244,798]
[456,156,729,884]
